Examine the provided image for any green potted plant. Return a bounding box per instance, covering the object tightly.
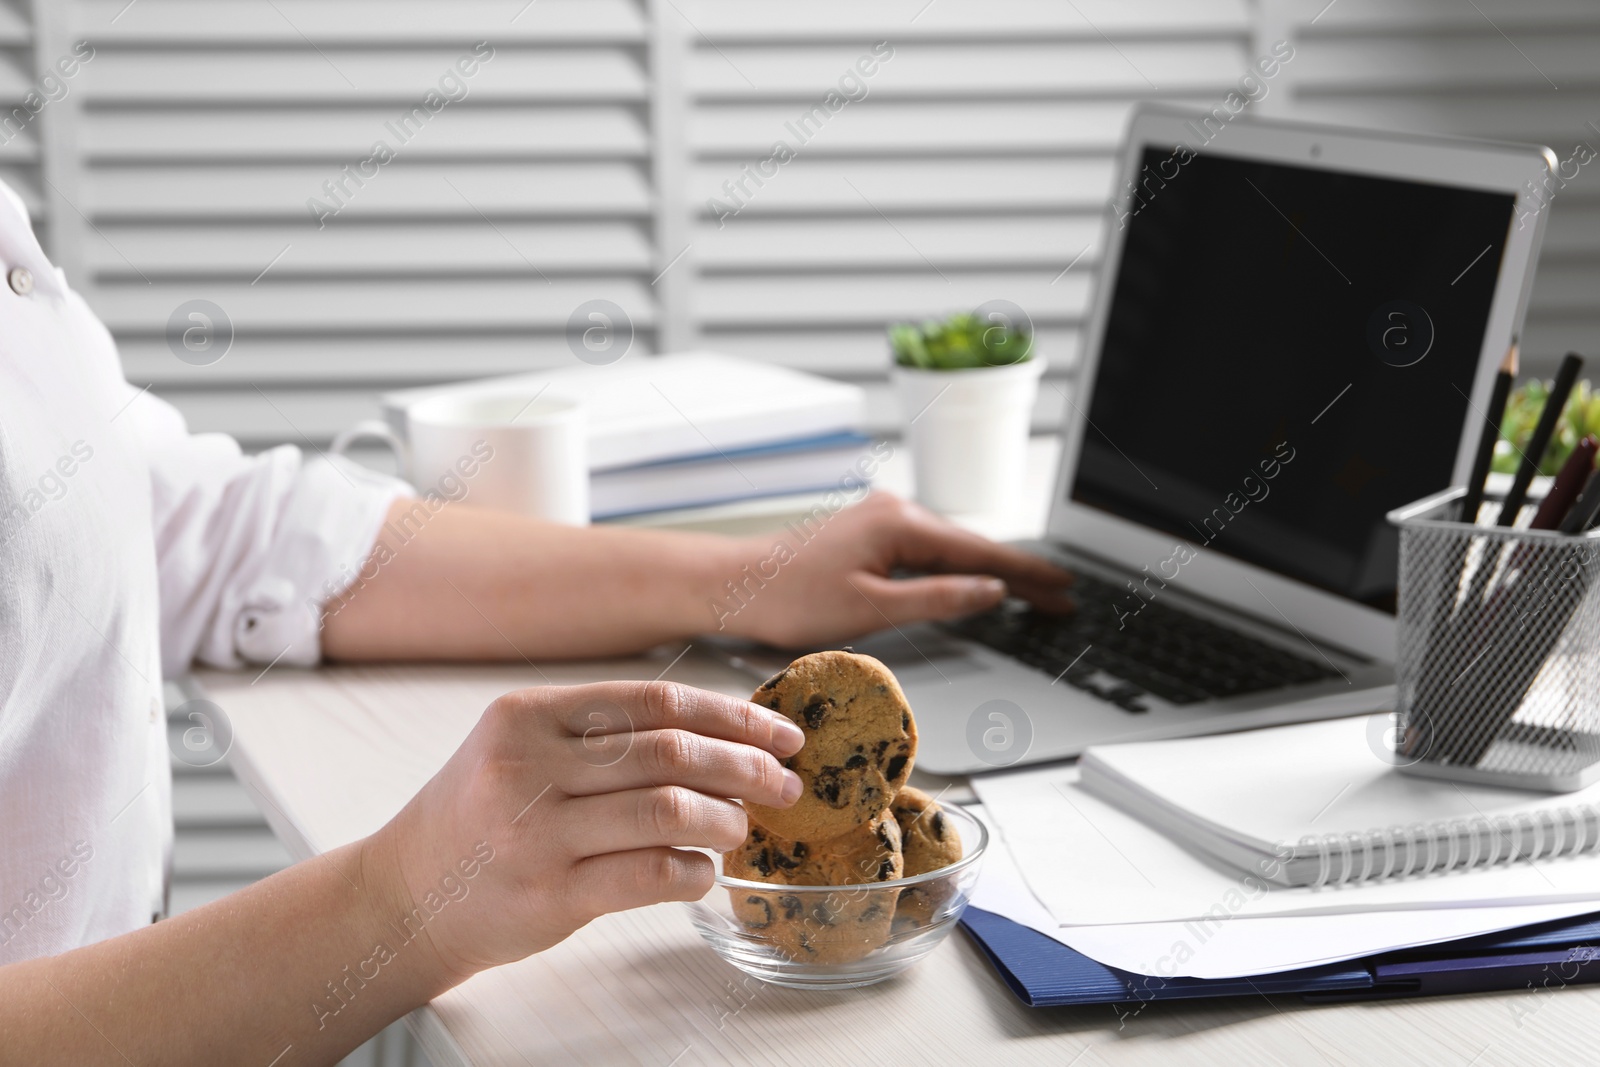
[889,308,1045,513]
[1494,378,1600,475]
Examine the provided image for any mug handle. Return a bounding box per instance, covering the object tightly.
[329,419,410,478]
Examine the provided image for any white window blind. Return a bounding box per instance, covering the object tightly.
[20,0,1595,445]
[2,0,40,224]
[67,0,658,449]
[680,0,1256,433]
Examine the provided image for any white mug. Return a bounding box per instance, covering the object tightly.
[332,391,589,525]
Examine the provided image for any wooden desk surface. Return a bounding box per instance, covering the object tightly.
[201,656,1596,1067]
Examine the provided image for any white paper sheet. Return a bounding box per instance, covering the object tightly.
[967,805,1600,979]
[971,766,1600,927]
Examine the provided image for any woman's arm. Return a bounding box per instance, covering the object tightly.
[5,839,441,1065]
[320,491,1073,661]
[0,682,803,1066]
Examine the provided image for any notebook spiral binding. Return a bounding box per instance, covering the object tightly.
[1296,804,1600,888]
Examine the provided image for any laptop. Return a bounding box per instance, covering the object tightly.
[730,106,1556,775]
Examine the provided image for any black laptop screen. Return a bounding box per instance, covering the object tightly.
[1070,146,1517,613]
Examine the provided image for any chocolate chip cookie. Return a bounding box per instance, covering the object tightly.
[889,785,964,929]
[743,651,917,842]
[724,809,904,889]
[725,811,904,963]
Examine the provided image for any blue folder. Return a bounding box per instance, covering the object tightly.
[960,906,1600,1006]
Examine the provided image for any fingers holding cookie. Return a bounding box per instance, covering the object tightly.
[725,651,932,965]
[556,680,806,758]
[743,651,917,842]
[561,728,801,811]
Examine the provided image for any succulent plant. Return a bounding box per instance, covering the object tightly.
[889,310,1034,370]
[1494,378,1600,476]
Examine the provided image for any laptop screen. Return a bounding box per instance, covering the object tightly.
[1071,146,1517,613]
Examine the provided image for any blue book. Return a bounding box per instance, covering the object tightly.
[960,907,1600,1006]
[591,431,875,519]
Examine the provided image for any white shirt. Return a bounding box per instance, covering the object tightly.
[0,181,405,963]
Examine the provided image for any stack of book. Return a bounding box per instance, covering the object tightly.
[381,352,873,520]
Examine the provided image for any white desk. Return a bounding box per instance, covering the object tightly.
[199,440,1598,1066]
[203,657,1598,1067]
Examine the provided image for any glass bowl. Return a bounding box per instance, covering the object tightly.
[685,802,987,989]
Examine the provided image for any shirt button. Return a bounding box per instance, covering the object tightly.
[150,697,161,723]
[8,267,32,295]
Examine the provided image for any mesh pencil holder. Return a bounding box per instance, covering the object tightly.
[1388,488,1600,792]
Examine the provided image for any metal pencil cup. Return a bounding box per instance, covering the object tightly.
[1388,488,1600,792]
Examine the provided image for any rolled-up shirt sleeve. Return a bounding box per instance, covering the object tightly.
[127,385,409,674]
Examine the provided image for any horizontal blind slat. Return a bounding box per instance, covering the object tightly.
[120,336,611,385]
[691,101,1134,155]
[1303,0,1600,31]
[89,220,653,275]
[689,158,1118,213]
[97,277,658,332]
[696,216,1101,271]
[83,108,650,160]
[80,48,648,102]
[81,0,648,43]
[86,162,654,217]
[682,0,1251,39]
[694,272,1089,328]
[689,40,1254,96]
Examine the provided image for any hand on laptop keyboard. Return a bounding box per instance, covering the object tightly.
[711,492,1076,648]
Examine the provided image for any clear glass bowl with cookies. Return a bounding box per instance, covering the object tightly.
[687,798,986,989]
[685,651,988,989]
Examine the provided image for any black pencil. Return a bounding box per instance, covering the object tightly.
[1533,435,1599,530]
[1454,353,1593,765]
[1560,469,1600,534]
[1459,340,1518,526]
[1498,352,1585,526]
[1423,352,1584,763]
[1408,341,1526,761]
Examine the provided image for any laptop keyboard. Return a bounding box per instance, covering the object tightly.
[947,572,1340,712]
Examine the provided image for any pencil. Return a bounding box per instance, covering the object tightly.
[1459,340,1519,526]
[1498,352,1585,526]
[1452,354,1593,765]
[1425,352,1584,762]
[1410,340,1525,759]
[1558,469,1600,534]
[1447,435,1600,764]
[1532,435,1599,530]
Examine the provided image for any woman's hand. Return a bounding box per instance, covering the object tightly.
[362,680,806,984]
[324,490,1073,663]
[713,492,1075,648]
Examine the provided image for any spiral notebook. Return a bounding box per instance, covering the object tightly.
[1078,717,1600,888]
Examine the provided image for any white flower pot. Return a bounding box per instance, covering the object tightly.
[892,357,1046,514]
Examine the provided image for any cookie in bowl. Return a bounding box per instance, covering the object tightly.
[725,810,904,964]
[889,785,964,929]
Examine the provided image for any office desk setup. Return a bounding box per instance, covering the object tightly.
[1,0,1593,1053]
[198,439,1598,1067]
